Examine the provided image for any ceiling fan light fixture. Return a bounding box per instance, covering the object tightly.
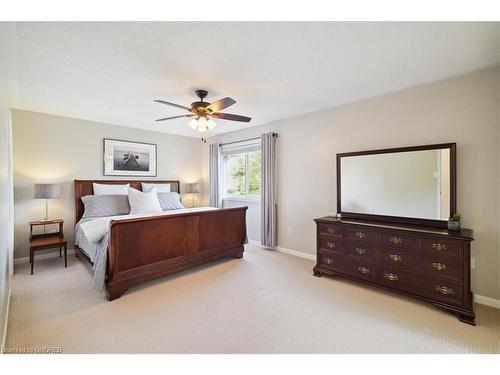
[188,117,199,130]
[189,116,216,132]
[207,118,216,130]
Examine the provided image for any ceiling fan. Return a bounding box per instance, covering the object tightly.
[154,89,251,132]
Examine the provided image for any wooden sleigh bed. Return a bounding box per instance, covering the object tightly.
[74,179,248,300]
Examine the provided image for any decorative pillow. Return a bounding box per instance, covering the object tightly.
[93,183,130,195]
[128,187,162,214]
[157,192,185,211]
[81,195,130,218]
[142,182,171,193]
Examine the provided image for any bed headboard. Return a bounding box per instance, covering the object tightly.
[74,179,180,224]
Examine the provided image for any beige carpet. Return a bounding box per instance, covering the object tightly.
[5,245,500,353]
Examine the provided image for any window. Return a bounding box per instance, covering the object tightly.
[222,140,261,200]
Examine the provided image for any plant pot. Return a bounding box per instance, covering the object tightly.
[448,220,461,231]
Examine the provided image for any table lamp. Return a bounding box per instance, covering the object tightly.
[34,183,60,221]
[186,183,200,208]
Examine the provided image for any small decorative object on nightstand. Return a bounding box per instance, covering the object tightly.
[29,219,67,274]
[186,183,200,208]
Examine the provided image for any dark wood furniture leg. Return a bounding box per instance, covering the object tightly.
[30,248,34,275]
[64,243,67,267]
[59,246,62,257]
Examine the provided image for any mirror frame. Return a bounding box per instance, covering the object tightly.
[337,143,456,228]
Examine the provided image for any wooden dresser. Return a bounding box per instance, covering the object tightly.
[313,216,475,325]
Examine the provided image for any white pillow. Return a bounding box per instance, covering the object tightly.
[93,183,130,195]
[142,182,171,193]
[128,187,162,214]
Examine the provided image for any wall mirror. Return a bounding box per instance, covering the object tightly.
[337,143,456,227]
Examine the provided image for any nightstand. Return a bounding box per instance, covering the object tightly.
[29,219,67,274]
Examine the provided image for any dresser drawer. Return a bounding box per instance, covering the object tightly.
[380,232,417,249]
[345,240,377,260]
[318,236,343,254]
[377,267,464,306]
[377,267,420,292]
[419,254,463,282]
[318,252,376,281]
[318,223,343,238]
[378,247,417,271]
[420,238,462,258]
[420,278,463,306]
[346,227,378,243]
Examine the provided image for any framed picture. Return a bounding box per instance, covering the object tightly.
[103,138,157,177]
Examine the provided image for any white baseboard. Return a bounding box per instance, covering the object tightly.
[276,246,316,260]
[247,240,316,260]
[1,286,11,354]
[474,294,500,309]
[14,249,75,265]
[248,241,500,310]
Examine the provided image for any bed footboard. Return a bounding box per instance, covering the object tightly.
[106,207,247,300]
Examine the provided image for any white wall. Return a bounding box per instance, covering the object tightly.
[223,199,260,241]
[12,109,204,259]
[211,67,500,301]
[0,22,17,351]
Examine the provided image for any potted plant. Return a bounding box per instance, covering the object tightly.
[448,213,461,231]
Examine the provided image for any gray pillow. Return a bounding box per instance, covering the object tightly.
[157,192,184,211]
[81,194,130,218]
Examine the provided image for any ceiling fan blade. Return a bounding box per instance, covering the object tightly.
[154,100,192,112]
[211,112,251,122]
[206,97,236,112]
[156,114,194,122]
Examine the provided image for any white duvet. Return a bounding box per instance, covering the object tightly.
[80,207,217,244]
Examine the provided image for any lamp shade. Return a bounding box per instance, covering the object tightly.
[34,183,60,199]
[186,183,200,194]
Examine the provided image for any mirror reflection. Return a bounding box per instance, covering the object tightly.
[340,149,451,220]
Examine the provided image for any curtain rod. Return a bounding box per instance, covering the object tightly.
[218,133,278,147]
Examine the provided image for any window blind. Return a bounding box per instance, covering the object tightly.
[221,139,261,156]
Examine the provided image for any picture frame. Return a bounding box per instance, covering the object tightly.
[103,138,157,177]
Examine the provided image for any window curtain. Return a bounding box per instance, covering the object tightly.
[261,132,278,248]
[208,143,222,208]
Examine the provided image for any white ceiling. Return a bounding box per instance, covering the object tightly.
[14,22,500,138]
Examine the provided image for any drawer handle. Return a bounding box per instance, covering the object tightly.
[432,243,447,251]
[324,257,333,265]
[355,231,367,239]
[389,236,402,244]
[327,241,336,249]
[355,247,366,255]
[327,227,335,235]
[389,254,402,262]
[384,273,399,281]
[432,262,447,271]
[358,266,371,274]
[435,285,455,295]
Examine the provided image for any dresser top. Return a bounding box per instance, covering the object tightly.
[314,216,473,240]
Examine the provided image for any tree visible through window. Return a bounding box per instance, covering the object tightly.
[223,147,261,199]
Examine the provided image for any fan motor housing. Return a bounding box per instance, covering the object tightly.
[191,101,211,115]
